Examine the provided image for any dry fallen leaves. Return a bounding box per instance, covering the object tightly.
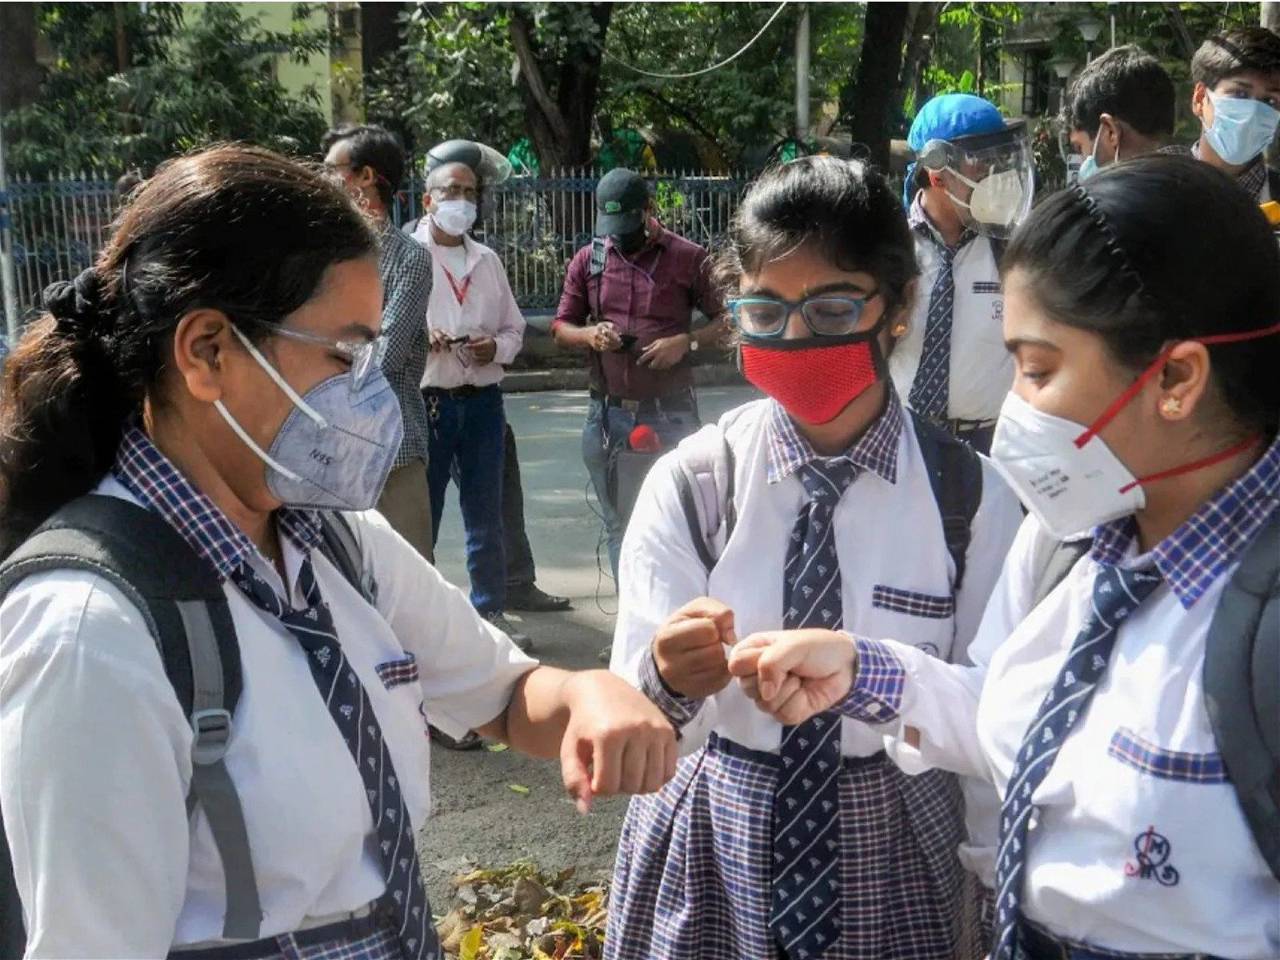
[435,860,608,959]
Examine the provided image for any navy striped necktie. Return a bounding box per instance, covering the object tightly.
[991,563,1162,960]
[233,558,441,959]
[769,457,860,959]
[908,230,974,421]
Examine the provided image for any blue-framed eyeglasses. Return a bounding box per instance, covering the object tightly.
[253,321,387,390]
[727,292,879,338]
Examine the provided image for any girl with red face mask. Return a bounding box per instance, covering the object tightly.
[604,157,1025,960]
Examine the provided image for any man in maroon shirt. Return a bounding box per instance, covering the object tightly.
[552,168,725,581]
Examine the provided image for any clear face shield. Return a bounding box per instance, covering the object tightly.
[918,121,1035,239]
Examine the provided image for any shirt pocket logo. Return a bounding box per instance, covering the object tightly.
[870,585,954,620]
[1107,726,1227,784]
[375,652,420,691]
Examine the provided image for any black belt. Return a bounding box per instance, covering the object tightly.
[1020,920,1222,960]
[169,911,387,960]
[424,384,497,399]
[943,417,997,435]
[590,388,694,414]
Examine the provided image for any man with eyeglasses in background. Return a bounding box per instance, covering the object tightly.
[322,124,435,561]
[412,142,533,691]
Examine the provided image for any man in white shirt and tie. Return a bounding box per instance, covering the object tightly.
[892,93,1035,454]
[415,153,530,664]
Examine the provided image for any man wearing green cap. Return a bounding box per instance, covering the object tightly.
[553,168,725,583]
[891,93,1035,455]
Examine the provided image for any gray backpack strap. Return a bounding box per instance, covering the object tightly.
[1029,531,1093,609]
[0,495,262,942]
[317,511,375,605]
[672,422,738,575]
[1203,508,1280,882]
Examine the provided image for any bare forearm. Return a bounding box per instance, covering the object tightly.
[474,665,575,759]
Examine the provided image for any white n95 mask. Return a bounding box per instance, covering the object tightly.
[990,391,1145,540]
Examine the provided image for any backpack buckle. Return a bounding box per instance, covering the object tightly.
[191,708,233,765]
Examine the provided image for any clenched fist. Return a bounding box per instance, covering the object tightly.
[652,597,738,699]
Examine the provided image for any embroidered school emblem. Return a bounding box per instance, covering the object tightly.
[1124,825,1179,887]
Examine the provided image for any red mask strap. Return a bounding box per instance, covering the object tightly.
[1119,434,1262,494]
[1074,321,1280,449]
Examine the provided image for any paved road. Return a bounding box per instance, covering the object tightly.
[418,385,759,905]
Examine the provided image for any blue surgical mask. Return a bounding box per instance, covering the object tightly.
[1078,121,1123,183]
[1204,91,1280,166]
[215,326,403,511]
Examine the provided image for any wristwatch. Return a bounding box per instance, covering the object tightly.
[688,333,699,352]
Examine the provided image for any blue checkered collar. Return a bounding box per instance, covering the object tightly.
[765,390,903,487]
[111,425,323,581]
[907,193,977,253]
[1090,433,1280,609]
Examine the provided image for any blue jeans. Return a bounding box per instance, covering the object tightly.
[425,385,506,615]
[582,393,700,581]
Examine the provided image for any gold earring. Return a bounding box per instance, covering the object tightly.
[891,322,908,337]
[1161,397,1182,417]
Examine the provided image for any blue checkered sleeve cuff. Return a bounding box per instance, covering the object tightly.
[836,635,905,724]
[638,649,703,731]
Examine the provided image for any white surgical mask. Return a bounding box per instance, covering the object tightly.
[989,391,1145,539]
[431,200,477,237]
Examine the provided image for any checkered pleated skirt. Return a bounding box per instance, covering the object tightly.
[170,926,409,960]
[605,733,985,960]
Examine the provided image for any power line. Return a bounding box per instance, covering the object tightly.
[602,2,791,81]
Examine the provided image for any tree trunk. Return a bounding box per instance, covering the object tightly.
[509,3,613,169]
[1263,3,1279,33]
[897,1,940,109]
[845,2,911,170]
[360,2,405,74]
[0,3,42,110]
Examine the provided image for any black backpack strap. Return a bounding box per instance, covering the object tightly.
[1203,508,1280,882]
[317,511,375,605]
[0,495,262,941]
[910,412,983,594]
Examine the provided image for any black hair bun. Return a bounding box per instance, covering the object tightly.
[43,269,104,337]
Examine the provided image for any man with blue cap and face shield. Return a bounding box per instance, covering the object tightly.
[891,93,1034,456]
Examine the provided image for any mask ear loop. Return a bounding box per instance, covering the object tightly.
[213,399,305,484]
[1074,321,1280,449]
[230,325,328,428]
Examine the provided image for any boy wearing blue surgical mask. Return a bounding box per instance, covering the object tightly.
[1187,26,1280,203]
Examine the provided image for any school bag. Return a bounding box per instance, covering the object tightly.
[1027,509,1280,883]
[0,494,375,959]
[672,406,984,594]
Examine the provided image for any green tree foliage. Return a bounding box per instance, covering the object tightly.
[5,3,329,175]
[365,3,526,157]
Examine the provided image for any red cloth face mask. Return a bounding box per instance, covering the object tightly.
[740,325,887,425]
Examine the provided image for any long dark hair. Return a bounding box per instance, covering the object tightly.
[1002,154,1280,437]
[0,144,377,557]
[716,157,919,317]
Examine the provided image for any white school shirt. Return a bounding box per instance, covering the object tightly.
[611,397,1023,764]
[0,477,536,958]
[888,196,1012,423]
[857,489,1280,956]
[415,225,525,390]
